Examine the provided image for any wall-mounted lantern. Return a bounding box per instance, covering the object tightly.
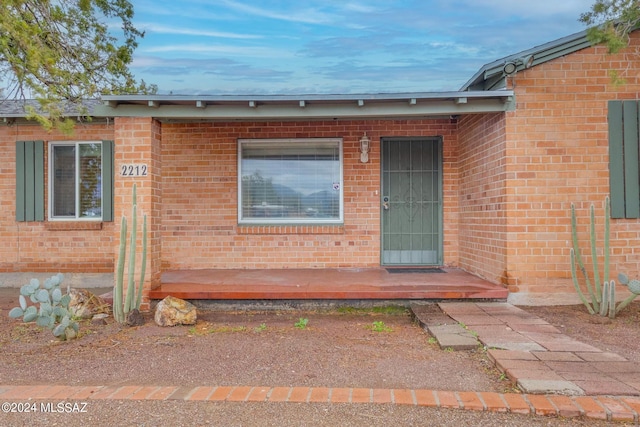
[360,132,370,163]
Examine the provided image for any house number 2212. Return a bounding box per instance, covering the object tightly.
[120,164,148,177]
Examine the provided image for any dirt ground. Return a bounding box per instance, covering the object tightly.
[523,302,640,364]
[1,287,640,394]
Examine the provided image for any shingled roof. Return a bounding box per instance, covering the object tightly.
[0,99,102,118]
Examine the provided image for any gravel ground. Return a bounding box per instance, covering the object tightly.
[0,306,506,392]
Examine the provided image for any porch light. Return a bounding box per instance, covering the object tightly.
[502,55,533,77]
[503,61,517,76]
[360,132,370,163]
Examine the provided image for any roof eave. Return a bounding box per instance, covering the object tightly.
[94,91,515,121]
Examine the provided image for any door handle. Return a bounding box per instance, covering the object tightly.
[382,197,389,210]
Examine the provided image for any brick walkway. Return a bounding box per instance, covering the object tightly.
[2,384,640,422]
[413,302,640,396]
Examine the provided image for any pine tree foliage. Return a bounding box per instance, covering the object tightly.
[580,0,640,53]
[0,0,155,131]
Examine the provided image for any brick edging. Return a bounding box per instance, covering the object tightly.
[1,385,639,422]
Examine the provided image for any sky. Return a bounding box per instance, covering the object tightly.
[127,0,591,95]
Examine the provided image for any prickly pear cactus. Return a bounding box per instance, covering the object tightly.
[8,273,79,340]
[629,280,640,294]
[619,273,640,294]
[613,273,640,316]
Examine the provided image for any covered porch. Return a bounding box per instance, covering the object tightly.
[148,268,508,301]
[99,93,516,307]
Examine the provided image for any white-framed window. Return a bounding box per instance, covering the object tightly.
[48,141,103,220]
[238,138,343,224]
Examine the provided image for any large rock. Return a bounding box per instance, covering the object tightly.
[154,296,197,327]
[68,288,111,319]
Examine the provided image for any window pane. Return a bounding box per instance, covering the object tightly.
[51,142,103,220]
[240,140,341,222]
[79,143,102,218]
[52,146,76,217]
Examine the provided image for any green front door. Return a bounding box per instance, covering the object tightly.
[381,137,443,265]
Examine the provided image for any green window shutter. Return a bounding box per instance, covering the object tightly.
[609,101,625,218]
[16,141,44,221]
[608,100,640,219]
[101,140,114,222]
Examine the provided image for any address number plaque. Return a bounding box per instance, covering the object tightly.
[120,164,148,177]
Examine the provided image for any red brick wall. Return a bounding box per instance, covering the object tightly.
[159,119,459,270]
[0,117,459,284]
[457,113,509,288]
[0,122,115,274]
[501,33,640,303]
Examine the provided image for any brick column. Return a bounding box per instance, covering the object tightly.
[113,117,162,311]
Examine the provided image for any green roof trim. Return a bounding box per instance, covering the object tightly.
[461,30,592,91]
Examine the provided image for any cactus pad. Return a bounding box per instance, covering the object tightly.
[627,279,640,294]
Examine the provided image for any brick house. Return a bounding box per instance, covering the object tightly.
[2,29,639,306]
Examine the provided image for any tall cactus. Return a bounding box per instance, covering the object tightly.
[113,184,148,323]
[570,197,638,318]
[570,197,610,316]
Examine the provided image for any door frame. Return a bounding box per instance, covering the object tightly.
[380,136,444,266]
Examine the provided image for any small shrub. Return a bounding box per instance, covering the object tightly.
[294,318,309,329]
[370,320,392,332]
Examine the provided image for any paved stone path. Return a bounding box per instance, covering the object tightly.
[412,302,640,396]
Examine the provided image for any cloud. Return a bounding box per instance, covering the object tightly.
[141,44,294,59]
[132,55,293,85]
[300,34,485,61]
[215,0,337,25]
[456,0,589,18]
[139,23,262,39]
[313,58,473,90]
[342,2,382,14]
[301,35,389,58]
[293,1,587,67]
[133,0,237,22]
[129,1,590,95]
